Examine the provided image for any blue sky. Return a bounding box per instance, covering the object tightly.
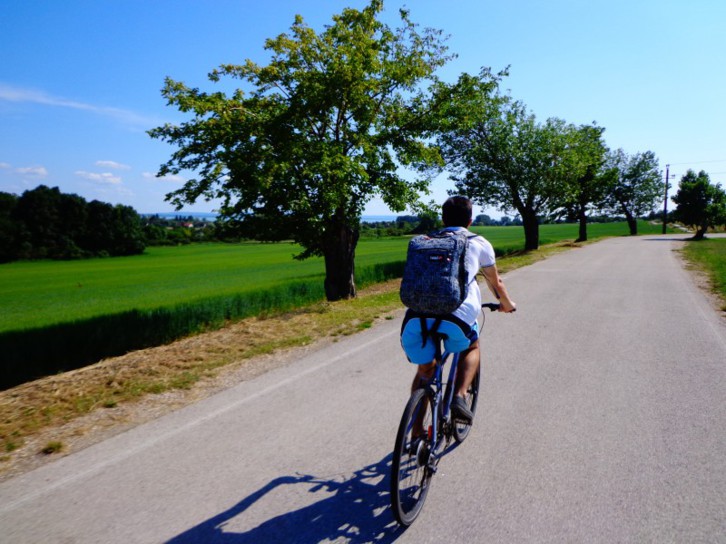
[1,0,724,217]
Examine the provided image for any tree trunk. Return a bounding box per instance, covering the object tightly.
[625,212,638,235]
[521,209,539,251]
[693,226,707,240]
[322,220,359,301]
[576,205,588,242]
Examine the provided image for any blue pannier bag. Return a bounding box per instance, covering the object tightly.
[400,229,475,315]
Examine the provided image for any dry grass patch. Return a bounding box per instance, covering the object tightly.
[0,279,402,474]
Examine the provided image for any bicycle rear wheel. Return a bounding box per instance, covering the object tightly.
[390,387,434,526]
[452,366,480,443]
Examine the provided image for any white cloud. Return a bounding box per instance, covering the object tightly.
[95,160,131,170]
[143,171,186,183]
[0,162,11,169]
[0,83,162,128]
[75,170,122,185]
[15,166,48,178]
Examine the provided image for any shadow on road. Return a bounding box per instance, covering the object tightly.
[165,453,406,543]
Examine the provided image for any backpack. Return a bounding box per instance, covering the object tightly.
[399,229,476,315]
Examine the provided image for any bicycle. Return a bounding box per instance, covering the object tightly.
[390,302,501,526]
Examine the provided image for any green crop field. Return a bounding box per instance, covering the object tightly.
[0,220,667,334]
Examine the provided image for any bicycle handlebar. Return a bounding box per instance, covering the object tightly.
[482,302,516,312]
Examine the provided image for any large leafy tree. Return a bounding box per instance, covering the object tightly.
[553,123,609,242]
[671,170,726,240]
[601,149,661,235]
[438,79,575,250]
[149,1,458,301]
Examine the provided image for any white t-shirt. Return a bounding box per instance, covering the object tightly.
[442,226,496,325]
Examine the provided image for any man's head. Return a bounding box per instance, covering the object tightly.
[442,196,473,227]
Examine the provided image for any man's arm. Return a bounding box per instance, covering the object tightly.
[481,265,517,313]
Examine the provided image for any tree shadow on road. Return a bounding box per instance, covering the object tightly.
[165,453,406,543]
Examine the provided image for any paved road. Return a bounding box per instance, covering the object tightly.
[1,235,725,543]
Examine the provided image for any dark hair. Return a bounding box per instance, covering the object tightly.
[442,196,472,227]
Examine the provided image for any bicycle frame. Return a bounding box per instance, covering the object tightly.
[423,346,459,471]
[417,302,498,472]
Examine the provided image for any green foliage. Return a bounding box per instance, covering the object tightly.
[0,186,145,262]
[672,170,726,240]
[149,0,458,300]
[436,75,597,250]
[601,149,662,234]
[552,123,609,241]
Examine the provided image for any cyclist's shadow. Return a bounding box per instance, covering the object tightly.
[166,452,409,543]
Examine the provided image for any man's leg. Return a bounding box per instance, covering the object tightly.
[410,361,436,438]
[455,340,480,397]
[411,361,436,393]
[450,340,480,423]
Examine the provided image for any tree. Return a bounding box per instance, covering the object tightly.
[149,1,462,301]
[83,200,146,256]
[601,149,661,235]
[0,192,18,262]
[438,78,575,250]
[12,185,58,258]
[671,170,726,240]
[553,123,609,242]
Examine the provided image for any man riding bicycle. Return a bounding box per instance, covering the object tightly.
[400,196,516,423]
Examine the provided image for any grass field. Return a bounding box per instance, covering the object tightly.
[0,220,668,333]
[681,237,726,311]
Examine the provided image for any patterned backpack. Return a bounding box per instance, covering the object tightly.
[399,229,475,315]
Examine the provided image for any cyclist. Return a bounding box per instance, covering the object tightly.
[400,196,516,424]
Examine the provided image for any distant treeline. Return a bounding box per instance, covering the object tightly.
[0,186,248,263]
[0,185,145,263]
[360,213,524,237]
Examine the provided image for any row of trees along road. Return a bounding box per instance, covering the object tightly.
[148,0,666,300]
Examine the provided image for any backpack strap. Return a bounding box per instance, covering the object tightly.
[419,317,442,348]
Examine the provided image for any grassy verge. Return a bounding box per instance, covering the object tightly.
[680,238,726,311]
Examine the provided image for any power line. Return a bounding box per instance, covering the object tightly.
[668,159,726,166]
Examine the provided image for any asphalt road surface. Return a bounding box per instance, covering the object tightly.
[1,234,725,543]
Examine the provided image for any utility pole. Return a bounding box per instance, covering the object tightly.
[662,164,674,234]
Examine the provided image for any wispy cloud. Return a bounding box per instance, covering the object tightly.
[95,160,131,170]
[75,170,122,185]
[15,166,48,178]
[143,171,186,183]
[0,162,11,169]
[0,83,162,128]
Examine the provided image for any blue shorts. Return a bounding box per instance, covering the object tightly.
[400,312,479,365]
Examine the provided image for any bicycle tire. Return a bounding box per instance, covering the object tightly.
[390,387,435,526]
[451,366,480,443]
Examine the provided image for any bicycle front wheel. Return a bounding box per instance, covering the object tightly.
[390,387,435,526]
